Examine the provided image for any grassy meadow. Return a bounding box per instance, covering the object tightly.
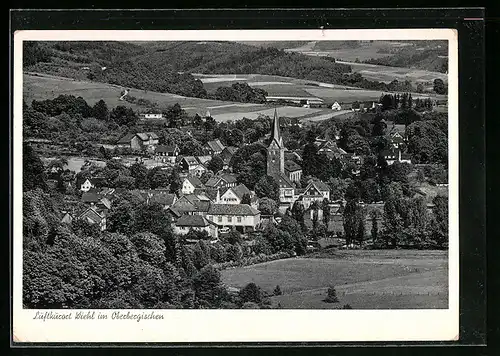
[221,249,448,309]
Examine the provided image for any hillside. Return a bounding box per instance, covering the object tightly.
[364,43,448,73]
[24,41,208,98]
[282,40,449,73]
[24,40,448,105]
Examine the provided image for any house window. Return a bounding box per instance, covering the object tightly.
[227,216,232,222]
[218,216,222,223]
[237,216,242,223]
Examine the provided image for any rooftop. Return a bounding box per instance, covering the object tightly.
[176,214,212,227]
[208,203,260,216]
[155,145,178,153]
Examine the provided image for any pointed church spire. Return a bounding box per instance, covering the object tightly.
[270,108,283,147]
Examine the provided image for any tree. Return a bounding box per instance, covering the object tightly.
[193,265,227,308]
[343,200,362,247]
[370,210,379,242]
[23,144,47,192]
[227,230,242,245]
[148,167,171,189]
[324,286,339,303]
[430,195,448,248]
[322,199,331,227]
[92,100,110,121]
[416,83,424,93]
[207,155,224,173]
[168,168,182,195]
[133,202,176,263]
[291,201,306,231]
[241,193,252,205]
[238,283,263,306]
[433,79,446,95]
[356,207,366,245]
[110,105,138,126]
[258,197,279,216]
[273,285,282,296]
[192,241,210,269]
[107,199,135,234]
[99,146,112,160]
[278,215,307,255]
[130,162,149,189]
[254,175,279,202]
[130,232,166,269]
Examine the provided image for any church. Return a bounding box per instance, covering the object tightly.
[267,109,299,209]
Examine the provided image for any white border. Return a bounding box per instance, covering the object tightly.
[13,29,459,343]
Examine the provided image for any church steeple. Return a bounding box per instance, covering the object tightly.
[269,108,283,148]
[267,108,285,175]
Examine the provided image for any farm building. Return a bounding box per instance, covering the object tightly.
[116,132,159,152]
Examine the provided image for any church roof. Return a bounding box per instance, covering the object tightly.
[269,108,283,148]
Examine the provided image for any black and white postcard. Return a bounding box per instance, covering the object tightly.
[12,28,458,343]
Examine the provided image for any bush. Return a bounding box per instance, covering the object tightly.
[324,286,339,303]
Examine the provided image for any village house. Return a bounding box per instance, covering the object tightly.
[173,215,219,239]
[331,101,342,111]
[196,155,212,166]
[381,149,412,165]
[204,139,225,155]
[142,112,163,120]
[79,177,106,192]
[218,184,258,208]
[81,191,112,211]
[390,131,406,149]
[299,179,331,209]
[116,132,159,152]
[154,145,179,164]
[179,156,207,177]
[181,176,205,195]
[206,204,261,234]
[220,146,238,169]
[170,194,211,216]
[77,207,107,231]
[204,173,238,190]
[284,160,302,183]
[147,192,177,209]
[60,211,74,224]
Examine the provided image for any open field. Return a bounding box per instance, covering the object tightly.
[24,73,257,116]
[337,61,448,84]
[23,73,374,123]
[221,249,448,309]
[24,71,446,124]
[285,40,414,62]
[193,72,448,103]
